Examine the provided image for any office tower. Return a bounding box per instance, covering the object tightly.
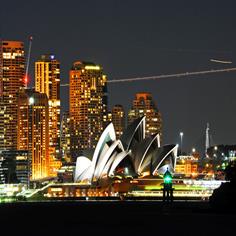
[69,61,107,159]
[60,111,71,161]
[103,111,112,128]
[0,40,25,150]
[111,104,125,138]
[128,92,162,138]
[35,54,60,160]
[17,89,49,180]
[0,150,31,187]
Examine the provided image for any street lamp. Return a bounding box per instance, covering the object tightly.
[180,132,184,155]
[192,148,196,153]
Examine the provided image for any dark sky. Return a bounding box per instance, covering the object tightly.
[1,0,236,154]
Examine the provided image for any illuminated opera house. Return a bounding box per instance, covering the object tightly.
[74,116,178,184]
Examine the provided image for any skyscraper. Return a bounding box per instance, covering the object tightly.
[35,54,60,160]
[0,150,31,186]
[103,111,112,129]
[69,61,107,159]
[60,111,71,160]
[128,92,162,138]
[0,40,25,150]
[111,104,125,138]
[17,89,49,180]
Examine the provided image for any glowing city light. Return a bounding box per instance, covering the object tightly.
[85,65,100,70]
[24,75,29,85]
[29,97,34,105]
[164,175,172,184]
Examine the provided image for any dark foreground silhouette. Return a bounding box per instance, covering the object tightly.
[0,201,235,236]
[210,161,236,211]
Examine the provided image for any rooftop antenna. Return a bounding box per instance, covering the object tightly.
[25,36,33,89]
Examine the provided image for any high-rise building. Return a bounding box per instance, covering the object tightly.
[35,54,60,160]
[103,111,112,129]
[69,61,107,159]
[60,111,71,161]
[128,92,162,138]
[0,40,25,150]
[0,150,31,187]
[111,104,125,138]
[17,89,49,180]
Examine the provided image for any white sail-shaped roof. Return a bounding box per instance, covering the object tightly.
[74,116,178,183]
[120,116,145,151]
[74,156,91,182]
[108,151,131,177]
[99,152,117,179]
[91,122,116,169]
[93,140,124,180]
[132,133,160,174]
[77,165,94,183]
[151,144,178,175]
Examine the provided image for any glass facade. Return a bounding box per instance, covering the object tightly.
[17,89,49,180]
[128,93,162,139]
[0,41,25,150]
[69,61,107,159]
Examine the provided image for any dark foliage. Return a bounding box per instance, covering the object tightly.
[210,161,236,211]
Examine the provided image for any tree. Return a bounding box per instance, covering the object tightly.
[224,161,236,183]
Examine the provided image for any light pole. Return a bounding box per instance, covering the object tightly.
[180,132,183,155]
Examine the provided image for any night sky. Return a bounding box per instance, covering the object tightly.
[1,0,236,154]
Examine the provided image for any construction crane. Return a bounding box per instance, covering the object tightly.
[60,67,236,87]
[25,36,33,89]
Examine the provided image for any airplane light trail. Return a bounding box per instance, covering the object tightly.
[60,67,236,86]
[210,59,232,64]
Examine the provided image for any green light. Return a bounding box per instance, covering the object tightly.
[222,162,226,170]
[163,169,173,184]
[164,176,172,184]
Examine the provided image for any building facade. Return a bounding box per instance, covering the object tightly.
[0,40,25,150]
[175,155,198,177]
[128,93,162,138]
[0,150,31,187]
[17,89,49,180]
[111,104,125,138]
[69,61,107,159]
[60,111,71,161]
[35,54,60,160]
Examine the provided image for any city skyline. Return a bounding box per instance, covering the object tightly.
[1,2,236,234]
[1,0,236,154]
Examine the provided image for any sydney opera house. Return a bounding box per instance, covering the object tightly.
[74,116,178,184]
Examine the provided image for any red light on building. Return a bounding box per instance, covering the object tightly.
[24,75,28,85]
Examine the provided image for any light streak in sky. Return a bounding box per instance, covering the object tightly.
[60,67,236,86]
[210,59,232,64]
